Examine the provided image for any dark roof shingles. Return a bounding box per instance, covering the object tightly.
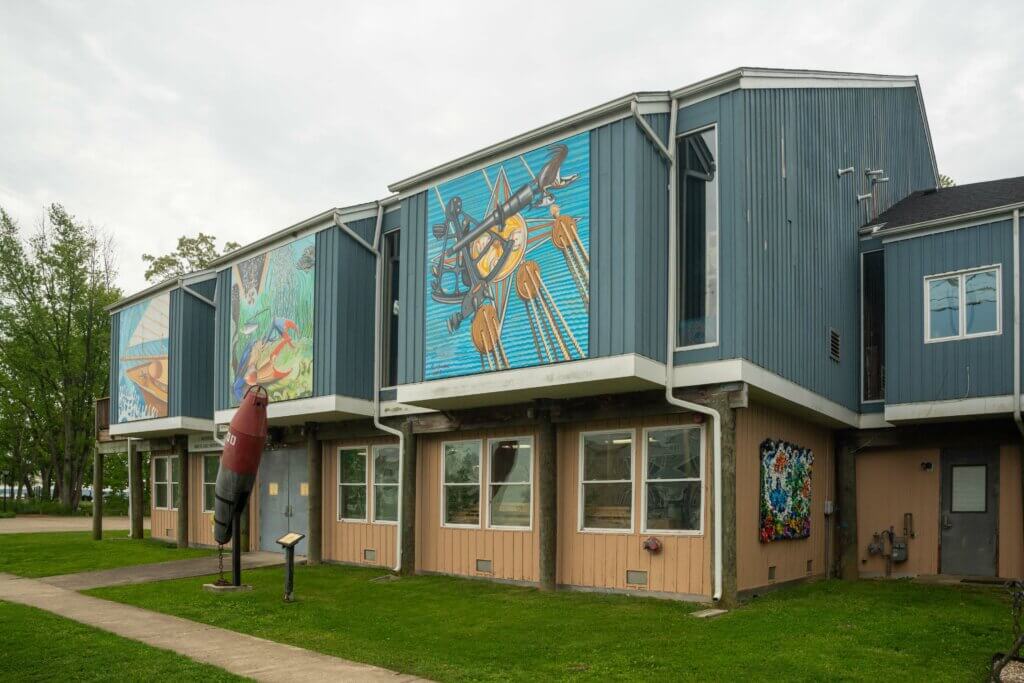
[867,176,1024,230]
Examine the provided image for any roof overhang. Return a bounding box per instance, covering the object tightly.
[109,416,214,439]
[107,269,216,313]
[214,394,375,427]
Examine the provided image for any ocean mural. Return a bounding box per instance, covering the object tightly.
[229,235,315,405]
[759,439,814,543]
[117,292,171,422]
[425,131,590,379]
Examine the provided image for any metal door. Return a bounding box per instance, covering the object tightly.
[940,448,999,576]
[258,448,309,555]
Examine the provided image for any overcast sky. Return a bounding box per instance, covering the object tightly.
[2,1,1021,293]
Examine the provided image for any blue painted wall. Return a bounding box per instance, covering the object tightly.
[884,219,1013,404]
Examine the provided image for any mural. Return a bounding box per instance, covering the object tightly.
[759,439,813,543]
[117,292,170,422]
[229,235,315,405]
[425,132,590,379]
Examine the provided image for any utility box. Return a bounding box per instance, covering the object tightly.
[892,537,908,563]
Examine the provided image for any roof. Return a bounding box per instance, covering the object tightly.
[864,176,1024,234]
[106,268,216,313]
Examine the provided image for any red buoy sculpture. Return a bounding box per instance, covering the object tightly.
[214,385,269,546]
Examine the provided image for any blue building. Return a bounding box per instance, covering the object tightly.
[100,68,1023,604]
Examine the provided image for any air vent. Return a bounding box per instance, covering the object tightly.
[829,328,841,363]
[768,565,777,581]
[806,559,813,575]
[475,559,492,573]
[363,548,376,562]
[625,570,648,586]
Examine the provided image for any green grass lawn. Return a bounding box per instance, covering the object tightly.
[89,563,1012,682]
[0,599,244,682]
[0,531,213,578]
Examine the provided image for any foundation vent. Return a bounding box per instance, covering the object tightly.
[806,559,813,575]
[363,549,376,562]
[768,565,777,582]
[829,328,841,363]
[475,559,493,573]
[626,570,648,586]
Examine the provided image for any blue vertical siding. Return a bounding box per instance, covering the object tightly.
[172,280,216,418]
[109,313,120,423]
[167,289,182,415]
[214,269,232,411]
[397,192,427,385]
[884,219,1013,403]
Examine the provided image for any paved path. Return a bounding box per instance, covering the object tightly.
[0,515,149,534]
[41,551,287,590]
[0,573,426,682]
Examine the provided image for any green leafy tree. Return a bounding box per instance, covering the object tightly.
[939,174,956,188]
[0,205,120,509]
[141,233,240,283]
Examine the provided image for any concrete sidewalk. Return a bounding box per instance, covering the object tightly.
[41,551,287,590]
[0,515,149,534]
[0,573,426,682]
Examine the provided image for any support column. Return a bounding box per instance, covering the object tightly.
[714,395,739,608]
[537,409,558,591]
[306,422,322,565]
[176,437,189,549]
[92,446,104,541]
[399,419,417,575]
[128,440,143,540]
[835,439,859,580]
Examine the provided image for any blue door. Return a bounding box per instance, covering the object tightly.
[259,448,309,555]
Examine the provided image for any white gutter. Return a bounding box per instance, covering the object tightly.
[1013,208,1023,440]
[662,98,724,602]
[371,201,406,572]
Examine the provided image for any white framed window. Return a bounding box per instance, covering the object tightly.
[338,447,368,521]
[642,426,704,534]
[442,440,481,528]
[372,445,399,524]
[153,455,178,510]
[202,455,218,513]
[924,265,1001,343]
[579,430,634,532]
[487,437,533,530]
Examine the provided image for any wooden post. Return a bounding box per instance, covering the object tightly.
[129,440,144,540]
[92,446,104,541]
[306,422,322,565]
[716,397,739,607]
[536,408,558,591]
[835,440,859,580]
[399,419,417,575]
[176,437,189,549]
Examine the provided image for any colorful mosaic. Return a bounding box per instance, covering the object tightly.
[759,439,813,543]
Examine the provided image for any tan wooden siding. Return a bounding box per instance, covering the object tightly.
[416,427,540,583]
[323,435,398,568]
[556,414,711,598]
[1000,444,1023,579]
[856,448,941,577]
[735,403,835,591]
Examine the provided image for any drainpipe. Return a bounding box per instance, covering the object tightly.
[662,98,724,602]
[1014,208,1023,440]
[372,200,406,573]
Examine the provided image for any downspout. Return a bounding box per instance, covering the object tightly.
[662,97,724,602]
[1014,208,1023,440]
[372,200,406,573]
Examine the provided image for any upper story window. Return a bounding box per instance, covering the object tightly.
[924,266,1001,343]
[861,250,885,402]
[677,126,719,349]
[381,230,400,388]
[580,430,634,532]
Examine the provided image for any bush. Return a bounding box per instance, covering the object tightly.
[0,511,15,519]
[8,500,89,517]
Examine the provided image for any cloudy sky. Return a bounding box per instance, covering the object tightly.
[2,1,1021,293]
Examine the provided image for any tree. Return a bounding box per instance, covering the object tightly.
[141,233,240,283]
[939,174,956,188]
[0,205,120,509]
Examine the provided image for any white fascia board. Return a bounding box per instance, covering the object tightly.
[875,204,1023,243]
[109,416,214,438]
[214,394,375,427]
[207,208,339,271]
[378,401,437,418]
[396,354,666,410]
[884,395,1016,423]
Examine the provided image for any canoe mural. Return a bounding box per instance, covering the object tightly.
[117,292,170,422]
[229,235,315,406]
[425,131,590,379]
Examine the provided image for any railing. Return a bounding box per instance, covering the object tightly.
[94,397,110,435]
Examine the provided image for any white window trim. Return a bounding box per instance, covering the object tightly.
[371,444,399,526]
[640,425,705,536]
[578,429,636,534]
[860,249,885,404]
[337,446,369,523]
[486,436,534,531]
[674,122,721,353]
[441,439,483,529]
[923,264,1002,344]
[152,455,178,511]
[202,454,217,513]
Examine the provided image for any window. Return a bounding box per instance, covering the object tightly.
[373,445,399,523]
[338,448,368,521]
[643,427,703,533]
[677,126,719,348]
[153,455,178,510]
[925,266,1000,342]
[381,229,400,388]
[862,250,885,402]
[443,440,481,527]
[203,455,218,513]
[488,437,532,529]
[580,431,633,531]
[951,465,987,512]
